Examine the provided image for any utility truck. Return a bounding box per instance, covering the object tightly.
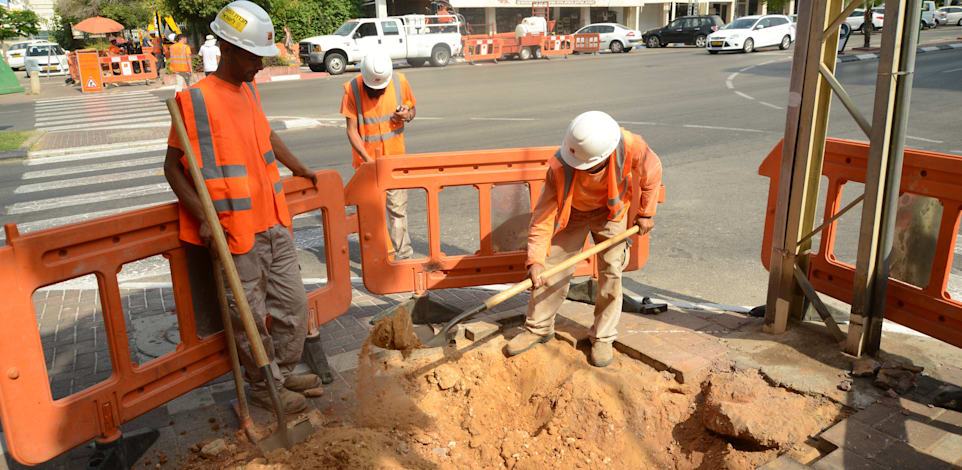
[299,15,462,75]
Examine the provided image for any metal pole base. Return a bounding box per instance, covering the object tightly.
[87,428,159,470]
[303,333,335,384]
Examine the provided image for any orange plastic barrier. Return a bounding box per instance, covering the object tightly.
[463,38,502,63]
[0,171,350,465]
[573,33,601,53]
[759,139,962,348]
[541,35,574,56]
[99,54,158,84]
[343,147,665,295]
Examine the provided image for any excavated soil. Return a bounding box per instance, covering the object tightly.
[179,329,846,470]
[369,307,422,354]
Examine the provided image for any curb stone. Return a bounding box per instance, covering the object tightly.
[838,41,962,63]
[0,129,46,160]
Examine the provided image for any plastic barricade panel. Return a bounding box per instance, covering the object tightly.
[573,33,601,53]
[99,54,158,84]
[463,38,502,63]
[542,35,574,56]
[344,147,665,295]
[759,138,962,348]
[0,171,350,465]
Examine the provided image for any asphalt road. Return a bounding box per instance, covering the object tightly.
[1,38,960,306]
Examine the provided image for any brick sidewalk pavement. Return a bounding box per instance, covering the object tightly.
[31,128,170,153]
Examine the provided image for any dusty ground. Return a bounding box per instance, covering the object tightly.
[177,323,848,470]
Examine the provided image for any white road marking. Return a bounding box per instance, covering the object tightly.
[758,101,784,110]
[35,104,167,122]
[620,121,658,125]
[856,53,877,60]
[6,183,171,215]
[39,115,170,132]
[15,168,164,194]
[920,46,939,52]
[35,90,148,104]
[735,91,755,100]
[469,117,537,121]
[22,155,165,180]
[34,96,162,112]
[37,110,171,128]
[941,67,962,73]
[906,135,944,144]
[26,143,168,165]
[683,124,765,133]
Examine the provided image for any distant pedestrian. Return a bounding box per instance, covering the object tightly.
[199,34,221,76]
[149,31,165,70]
[169,34,193,90]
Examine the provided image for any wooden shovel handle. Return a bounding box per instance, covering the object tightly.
[166,99,271,368]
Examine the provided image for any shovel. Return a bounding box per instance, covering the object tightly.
[167,99,310,451]
[420,225,641,347]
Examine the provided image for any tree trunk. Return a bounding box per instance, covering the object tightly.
[863,2,873,48]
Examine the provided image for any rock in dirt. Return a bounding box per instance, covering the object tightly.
[200,438,227,458]
[434,364,460,390]
[370,306,422,353]
[851,357,880,377]
[838,380,853,392]
[874,366,918,394]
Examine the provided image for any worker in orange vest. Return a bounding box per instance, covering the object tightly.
[506,111,663,367]
[168,34,193,90]
[149,31,165,70]
[340,49,416,260]
[163,1,321,414]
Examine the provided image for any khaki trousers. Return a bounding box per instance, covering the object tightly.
[220,224,308,388]
[386,189,413,259]
[525,208,630,343]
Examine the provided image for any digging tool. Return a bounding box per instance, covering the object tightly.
[421,225,642,347]
[166,98,304,451]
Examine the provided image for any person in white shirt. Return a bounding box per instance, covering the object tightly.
[198,34,221,76]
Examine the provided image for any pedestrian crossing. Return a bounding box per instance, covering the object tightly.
[33,90,171,132]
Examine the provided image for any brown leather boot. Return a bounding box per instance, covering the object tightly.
[249,386,307,414]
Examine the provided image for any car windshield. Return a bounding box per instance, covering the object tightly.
[27,45,64,56]
[11,43,28,51]
[333,21,358,36]
[725,18,758,29]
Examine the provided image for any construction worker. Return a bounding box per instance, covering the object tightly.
[506,111,663,367]
[163,0,321,414]
[199,34,220,76]
[340,49,416,260]
[149,31,165,71]
[169,33,193,90]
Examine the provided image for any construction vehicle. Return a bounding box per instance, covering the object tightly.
[463,1,565,61]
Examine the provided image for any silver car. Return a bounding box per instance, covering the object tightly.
[573,23,641,53]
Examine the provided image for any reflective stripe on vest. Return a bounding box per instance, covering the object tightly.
[169,43,189,70]
[351,73,405,143]
[188,88,249,188]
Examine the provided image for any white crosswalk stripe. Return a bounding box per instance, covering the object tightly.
[34,91,171,132]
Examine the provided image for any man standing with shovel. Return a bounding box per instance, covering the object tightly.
[507,111,663,367]
[163,0,321,413]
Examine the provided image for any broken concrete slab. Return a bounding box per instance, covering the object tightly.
[852,357,881,377]
[875,366,919,394]
[464,322,500,342]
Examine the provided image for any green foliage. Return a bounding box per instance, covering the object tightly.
[262,54,291,67]
[100,2,153,30]
[50,16,75,50]
[0,9,41,43]
[271,0,362,41]
[0,131,33,151]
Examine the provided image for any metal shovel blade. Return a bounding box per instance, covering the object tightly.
[255,415,314,454]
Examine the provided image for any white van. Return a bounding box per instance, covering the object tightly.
[922,1,937,28]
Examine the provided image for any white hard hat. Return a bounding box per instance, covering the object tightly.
[559,111,622,170]
[167,33,176,42]
[205,34,215,40]
[360,49,393,90]
[210,0,279,57]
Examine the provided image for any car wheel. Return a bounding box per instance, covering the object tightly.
[743,38,754,53]
[958,18,962,26]
[610,40,624,53]
[308,63,325,72]
[647,36,660,48]
[533,47,543,59]
[324,52,346,75]
[406,58,426,67]
[779,35,791,50]
[695,35,707,48]
[430,45,450,67]
[519,46,533,60]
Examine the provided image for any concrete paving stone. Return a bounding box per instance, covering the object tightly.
[892,397,948,422]
[464,322,500,341]
[873,440,958,470]
[166,387,215,415]
[849,402,900,426]
[757,454,811,470]
[614,332,710,384]
[328,349,360,373]
[812,448,887,470]
[819,418,898,459]
[873,414,949,452]
[927,433,962,465]
[932,406,962,429]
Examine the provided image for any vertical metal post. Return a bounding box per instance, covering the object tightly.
[846,0,920,356]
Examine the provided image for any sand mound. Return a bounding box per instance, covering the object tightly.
[369,307,422,353]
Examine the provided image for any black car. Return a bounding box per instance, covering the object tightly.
[643,15,725,48]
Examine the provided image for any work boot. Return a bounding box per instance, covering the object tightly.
[506,331,554,357]
[590,341,614,368]
[284,373,321,392]
[249,386,307,414]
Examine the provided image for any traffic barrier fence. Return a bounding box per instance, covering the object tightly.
[463,38,503,63]
[573,33,601,53]
[0,171,350,465]
[541,35,574,56]
[759,138,962,348]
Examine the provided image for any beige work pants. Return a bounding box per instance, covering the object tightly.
[386,189,414,259]
[220,224,308,388]
[525,208,630,343]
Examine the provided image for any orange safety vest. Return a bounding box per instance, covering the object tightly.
[549,129,646,234]
[346,73,410,168]
[169,43,190,72]
[173,81,291,254]
[150,38,162,55]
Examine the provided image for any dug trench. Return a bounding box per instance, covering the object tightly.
[179,312,850,470]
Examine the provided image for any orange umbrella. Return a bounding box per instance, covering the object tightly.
[73,16,124,34]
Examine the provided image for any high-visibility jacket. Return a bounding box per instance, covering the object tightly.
[150,38,162,55]
[525,129,662,266]
[342,72,415,169]
[170,78,290,254]
[169,42,191,72]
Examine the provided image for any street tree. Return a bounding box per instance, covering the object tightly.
[0,8,41,57]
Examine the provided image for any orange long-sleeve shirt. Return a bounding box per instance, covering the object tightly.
[526,138,662,267]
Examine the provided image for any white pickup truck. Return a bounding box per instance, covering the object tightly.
[298,15,463,75]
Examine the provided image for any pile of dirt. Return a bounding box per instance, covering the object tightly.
[179,330,846,470]
[369,307,422,353]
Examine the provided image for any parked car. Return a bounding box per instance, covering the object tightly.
[4,40,43,70]
[24,43,69,76]
[706,15,795,54]
[642,15,724,48]
[921,1,937,28]
[574,23,641,53]
[846,8,885,32]
[937,6,962,25]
